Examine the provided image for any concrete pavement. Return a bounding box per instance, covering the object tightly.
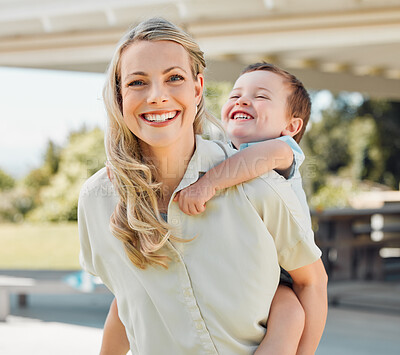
[0,283,399,355]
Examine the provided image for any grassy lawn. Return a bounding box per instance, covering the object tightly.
[0,222,81,270]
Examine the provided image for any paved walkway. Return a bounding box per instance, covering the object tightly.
[0,282,399,355]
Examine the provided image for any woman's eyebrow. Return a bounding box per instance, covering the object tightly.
[125,66,187,78]
[163,66,187,74]
[125,71,147,78]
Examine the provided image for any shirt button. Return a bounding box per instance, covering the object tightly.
[195,321,203,330]
[184,288,192,297]
[171,218,179,225]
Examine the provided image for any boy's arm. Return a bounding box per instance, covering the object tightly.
[175,139,293,215]
[100,298,130,355]
[288,259,328,355]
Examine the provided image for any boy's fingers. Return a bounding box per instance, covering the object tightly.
[179,201,192,216]
[188,204,199,216]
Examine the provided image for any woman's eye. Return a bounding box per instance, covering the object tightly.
[229,95,240,99]
[168,74,184,82]
[128,80,145,87]
[256,95,269,100]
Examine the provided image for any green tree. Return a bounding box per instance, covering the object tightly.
[357,99,400,188]
[204,81,232,119]
[303,94,400,209]
[27,127,106,222]
[44,140,61,174]
[303,94,354,192]
[0,169,15,191]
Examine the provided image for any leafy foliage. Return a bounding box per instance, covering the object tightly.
[0,169,15,191]
[26,127,106,222]
[204,81,232,119]
[303,95,400,209]
[357,100,400,188]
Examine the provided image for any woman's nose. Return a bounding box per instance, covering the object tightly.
[147,84,168,104]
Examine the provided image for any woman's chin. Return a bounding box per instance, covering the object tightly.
[140,131,194,152]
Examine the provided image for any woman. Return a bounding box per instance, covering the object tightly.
[79,18,326,355]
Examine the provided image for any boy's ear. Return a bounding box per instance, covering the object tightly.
[282,117,303,137]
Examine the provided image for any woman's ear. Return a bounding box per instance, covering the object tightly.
[195,73,204,106]
[282,117,303,137]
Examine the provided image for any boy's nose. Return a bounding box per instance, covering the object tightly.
[235,97,250,106]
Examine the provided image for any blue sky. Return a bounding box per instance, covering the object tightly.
[0,67,106,177]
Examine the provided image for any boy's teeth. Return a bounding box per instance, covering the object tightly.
[143,111,177,122]
[233,113,253,120]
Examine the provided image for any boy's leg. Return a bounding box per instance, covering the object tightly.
[100,298,130,355]
[255,285,305,355]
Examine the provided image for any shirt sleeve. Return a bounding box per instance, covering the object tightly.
[78,187,97,276]
[276,136,305,179]
[240,136,305,180]
[243,173,321,271]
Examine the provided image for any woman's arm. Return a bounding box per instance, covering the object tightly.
[288,259,328,355]
[174,139,293,215]
[100,298,130,355]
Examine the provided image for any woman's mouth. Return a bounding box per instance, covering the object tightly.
[141,111,179,123]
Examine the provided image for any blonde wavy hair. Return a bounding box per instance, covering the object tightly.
[103,17,220,269]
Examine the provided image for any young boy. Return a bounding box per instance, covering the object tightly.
[101,63,327,355]
[174,62,327,355]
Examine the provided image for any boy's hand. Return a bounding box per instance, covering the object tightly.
[174,175,216,215]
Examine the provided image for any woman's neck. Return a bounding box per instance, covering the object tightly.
[141,135,196,199]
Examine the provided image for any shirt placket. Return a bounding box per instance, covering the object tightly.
[166,234,218,355]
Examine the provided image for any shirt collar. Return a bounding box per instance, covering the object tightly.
[174,135,230,193]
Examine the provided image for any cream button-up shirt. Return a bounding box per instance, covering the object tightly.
[79,135,321,355]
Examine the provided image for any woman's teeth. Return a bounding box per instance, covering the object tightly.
[143,111,177,122]
[232,113,253,120]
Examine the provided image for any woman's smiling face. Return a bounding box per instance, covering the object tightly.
[119,40,204,152]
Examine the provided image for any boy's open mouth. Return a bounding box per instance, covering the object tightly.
[231,112,254,120]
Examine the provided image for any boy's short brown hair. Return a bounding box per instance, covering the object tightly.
[241,62,311,143]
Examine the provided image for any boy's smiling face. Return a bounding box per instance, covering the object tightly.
[221,70,293,148]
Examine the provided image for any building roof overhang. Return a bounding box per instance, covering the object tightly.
[1,0,400,99]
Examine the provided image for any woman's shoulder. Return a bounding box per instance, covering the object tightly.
[79,167,116,202]
[242,171,305,218]
[195,135,236,160]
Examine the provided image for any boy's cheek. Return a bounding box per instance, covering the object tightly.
[220,103,231,122]
[221,119,228,130]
